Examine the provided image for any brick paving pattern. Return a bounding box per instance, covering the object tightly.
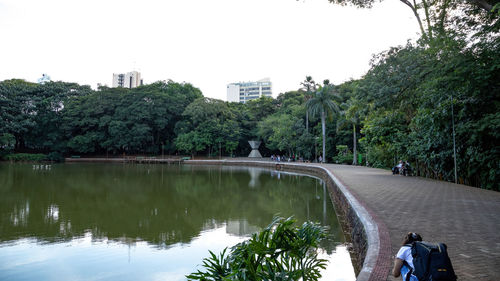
[322,164,500,281]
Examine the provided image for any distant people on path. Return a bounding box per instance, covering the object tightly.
[393,232,422,281]
[271,154,304,163]
[393,160,403,175]
[403,161,412,176]
[393,160,412,176]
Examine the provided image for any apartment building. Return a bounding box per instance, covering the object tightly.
[112,71,143,88]
[227,78,272,103]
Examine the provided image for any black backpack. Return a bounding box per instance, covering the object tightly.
[406,241,457,281]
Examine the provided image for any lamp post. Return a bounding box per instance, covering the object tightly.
[451,95,458,184]
[315,137,319,163]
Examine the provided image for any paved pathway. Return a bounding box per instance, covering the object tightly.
[323,164,500,281]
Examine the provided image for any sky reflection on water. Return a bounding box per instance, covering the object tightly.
[0,225,354,281]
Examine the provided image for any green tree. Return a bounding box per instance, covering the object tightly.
[325,0,499,42]
[306,81,340,163]
[257,114,303,156]
[62,81,202,155]
[296,131,315,160]
[0,133,15,157]
[338,97,362,165]
[0,79,91,153]
[0,80,39,151]
[244,96,276,142]
[175,98,242,157]
[352,24,500,189]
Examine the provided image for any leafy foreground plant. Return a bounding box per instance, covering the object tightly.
[187,216,328,281]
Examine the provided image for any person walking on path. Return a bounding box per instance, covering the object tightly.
[393,232,422,281]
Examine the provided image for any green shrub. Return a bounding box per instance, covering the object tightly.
[187,216,328,281]
[46,152,64,162]
[333,145,354,164]
[333,153,353,164]
[0,151,9,160]
[5,153,47,162]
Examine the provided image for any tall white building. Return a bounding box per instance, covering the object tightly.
[227,78,272,103]
[112,71,143,88]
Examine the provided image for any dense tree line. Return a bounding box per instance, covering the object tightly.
[0,80,202,156]
[0,79,328,160]
[1,3,498,190]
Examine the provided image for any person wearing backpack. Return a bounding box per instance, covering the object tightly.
[392,232,457,281]
[393,232,421,281]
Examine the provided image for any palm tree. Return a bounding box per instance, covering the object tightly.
[306,80,339,163]
[300,76,318,132]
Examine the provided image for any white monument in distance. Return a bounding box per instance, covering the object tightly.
[248,141,262,158]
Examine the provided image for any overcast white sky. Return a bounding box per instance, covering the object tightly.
[0,0,420,100]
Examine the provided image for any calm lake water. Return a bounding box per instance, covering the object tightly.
[0,163,355,281]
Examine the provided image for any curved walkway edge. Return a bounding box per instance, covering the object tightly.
[315,163,392,281]
[185,160,391,281]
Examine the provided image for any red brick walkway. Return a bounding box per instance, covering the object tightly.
[323,164,500,281]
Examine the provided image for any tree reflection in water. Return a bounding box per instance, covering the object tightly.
[0,163,344,255]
